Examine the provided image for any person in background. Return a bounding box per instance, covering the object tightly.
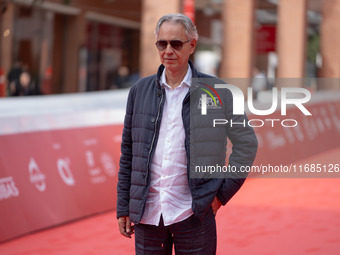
[251,66,267,101]
[18,71,34,96]
[7,60,23,96]
[115,66,132,89]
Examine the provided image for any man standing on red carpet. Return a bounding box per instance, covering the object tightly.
[117,13,257,254]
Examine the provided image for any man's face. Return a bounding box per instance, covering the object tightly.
[157,21,196,73]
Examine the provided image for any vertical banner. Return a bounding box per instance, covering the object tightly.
[183,0,195,23]
[0,68,5,97]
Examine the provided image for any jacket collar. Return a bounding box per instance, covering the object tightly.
[156,60,199,89]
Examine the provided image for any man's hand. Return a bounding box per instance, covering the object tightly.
[118,216,135,238]
[211,196,222,215]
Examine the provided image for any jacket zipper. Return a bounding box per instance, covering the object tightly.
[182,83,200,200]
[182,88,195,199]
[145,88,164,185]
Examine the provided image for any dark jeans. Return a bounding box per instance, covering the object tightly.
[134,207,216,255]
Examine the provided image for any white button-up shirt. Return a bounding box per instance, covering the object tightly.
[140,65,193,226]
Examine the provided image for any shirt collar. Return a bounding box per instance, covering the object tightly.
[161,64,192,89]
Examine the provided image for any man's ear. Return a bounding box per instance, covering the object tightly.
[190,39,197,54]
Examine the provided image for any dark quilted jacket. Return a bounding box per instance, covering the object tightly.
[116,60,258,223]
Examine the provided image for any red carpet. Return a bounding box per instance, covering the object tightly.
[1,147,340,255]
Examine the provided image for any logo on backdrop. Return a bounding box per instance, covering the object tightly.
[0,177,19,200]
[101,152,117,177]
[85,150,106,184]
[84,150,116,184]
[29,158,46,192]
[57,158,75,186]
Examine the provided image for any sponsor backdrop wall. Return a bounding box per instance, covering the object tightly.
[1,89,340,243]
[0,90,127,243]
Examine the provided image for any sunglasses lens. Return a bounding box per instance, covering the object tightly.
[170,40,183,50]
[156,41,167,50]
[156,40,188,51]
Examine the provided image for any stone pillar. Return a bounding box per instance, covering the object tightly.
[1,2,15,95]
[277,0,307,81]
[220,0,255,94]
[63,13,86,93]
[319,0,340,89]
[140,0,180,77]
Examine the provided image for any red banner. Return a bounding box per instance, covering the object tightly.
[256,25,276,54]
[224,100,340,175]
[0,68,5,97]
[0,124,123,242]
[183,0,195,23]
[251,101,340,167]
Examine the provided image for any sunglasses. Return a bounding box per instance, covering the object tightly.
[155,40,190,51]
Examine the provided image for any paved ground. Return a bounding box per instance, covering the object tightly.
[1,147,340,255]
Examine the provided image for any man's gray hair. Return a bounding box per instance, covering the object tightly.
[155,13,199,40]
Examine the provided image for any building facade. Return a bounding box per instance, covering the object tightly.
[0,0,339,96]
